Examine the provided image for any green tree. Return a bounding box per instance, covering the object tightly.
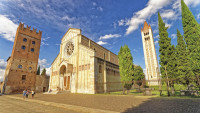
[37,65,40,75]
[158,12,173,96]
[167,45,178,89]
[41,68,46,76]
[118,45,134,94]
[176,29,194,89]
[181,0,200,87]
[133,65,145,92]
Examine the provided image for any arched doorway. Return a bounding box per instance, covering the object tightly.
[60,65,66,90]
[59,64,71,91]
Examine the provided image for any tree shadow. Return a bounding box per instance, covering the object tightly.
[123,97,200,113]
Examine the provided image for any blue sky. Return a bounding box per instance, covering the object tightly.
[0,0,200,81]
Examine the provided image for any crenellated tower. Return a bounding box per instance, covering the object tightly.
[2,23,42,94]
[141,21,160,86]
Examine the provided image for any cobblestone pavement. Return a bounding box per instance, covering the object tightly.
[0,96,78,113]
[4,93,200,113]
[124,97,200,113]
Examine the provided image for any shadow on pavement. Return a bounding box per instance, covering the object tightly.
[123,97,200,113]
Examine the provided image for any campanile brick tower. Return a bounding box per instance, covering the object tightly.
[141,21,160,86]
[2,23,42,94]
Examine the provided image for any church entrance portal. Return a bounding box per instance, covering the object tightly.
[59,65,71,91]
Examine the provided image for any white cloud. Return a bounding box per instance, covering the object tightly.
[160,9,177,20]
[0,59,7,69]
[46,67,51,76]
[41,37,50,46]
[171,34,177,39]
[97,41,108,45]
[41,41,49,46]
[42,37,51,41]
[165,23,172,28]
[184,0,200,7]
[173,0,200,11]
[0,59,7,82]
[118,19,129,26]
[38,59,48,69]
[97,7,103,12]
[154,35,159,39]
[125,0,172,35]
[0,69,5,82]
[154,40,159,45]
[0,15,18,42]
[132,49,138,52]
[92,2,97,6]
[99,34,121,40]
[197,13,200,19]
[62,15,75,22]
[38,59,51,76]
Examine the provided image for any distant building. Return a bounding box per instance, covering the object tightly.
[2,23,49,94]
[141,21,160,86]
[50,28,122,94]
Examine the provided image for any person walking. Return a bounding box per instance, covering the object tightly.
[32,90,35,98]
[23,90,27,99]
[26,90,29,98]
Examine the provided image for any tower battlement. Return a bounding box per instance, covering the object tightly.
[18,22,42,40]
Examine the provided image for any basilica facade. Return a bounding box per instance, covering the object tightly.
[49,28,122,94]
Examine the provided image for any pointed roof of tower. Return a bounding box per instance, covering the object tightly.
[141,21,151,32]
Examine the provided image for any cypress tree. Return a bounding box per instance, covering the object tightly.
[181,0,200,86]
[41,68,46,76]
[167,45,178,88]
[158,12,173,96]
[37,66,40,75]
[118,45,134,94]
[158,12,173,79]
[176,29,194,88]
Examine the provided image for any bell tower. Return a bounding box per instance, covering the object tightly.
[141,21,160,86]
[2,23,42,94]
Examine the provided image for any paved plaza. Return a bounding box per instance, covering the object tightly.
[1,93,200,113]
[0,95,78,113]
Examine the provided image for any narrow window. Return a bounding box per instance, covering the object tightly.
[31,48,34,52]
[21,46,26,50]
[104,53,105,59]
[23,38,27,42]
[32,41,35,45]
[99,65,102,73]
[18,65,22,69]
[22,75,26,80]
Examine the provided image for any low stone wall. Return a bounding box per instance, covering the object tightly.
[35,75,49,92]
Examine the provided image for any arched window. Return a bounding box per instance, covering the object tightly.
[18,65,22,69]
[21,46,26,50]
[23,38,27,42]
[31,48,34,52]
[32,41,35,45]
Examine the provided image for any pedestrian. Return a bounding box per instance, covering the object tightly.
[23,90,27,99]
[32,90,35,98]
[26,90,29,98]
